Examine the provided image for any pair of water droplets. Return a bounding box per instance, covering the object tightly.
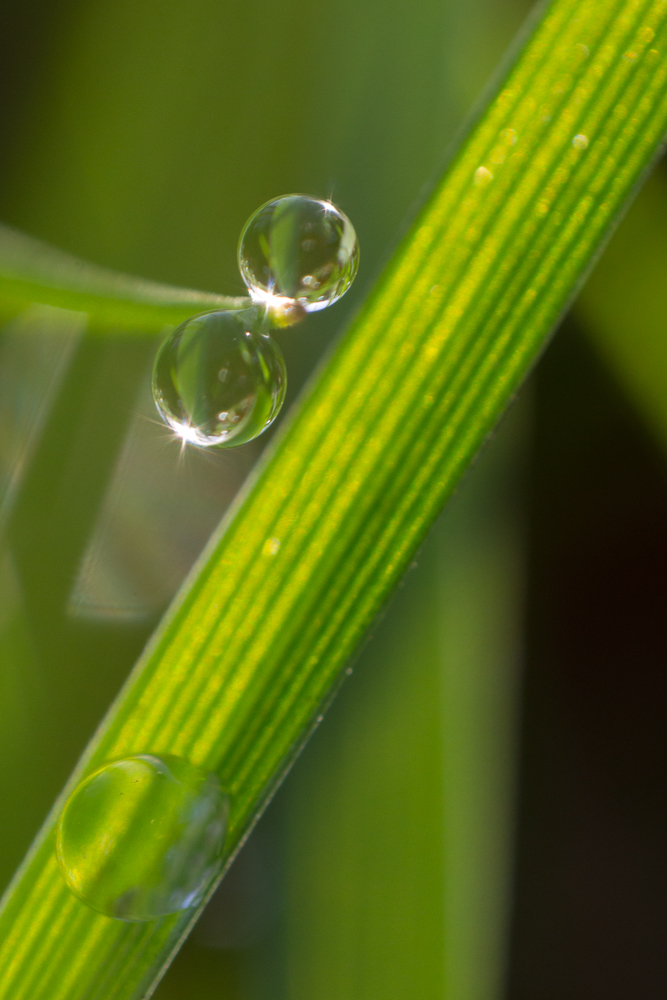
[153,194,359,448]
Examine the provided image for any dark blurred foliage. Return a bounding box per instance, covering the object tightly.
[508,320,667,1000]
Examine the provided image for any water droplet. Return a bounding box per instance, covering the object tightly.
[474,166,493,187]
[238,195,359,319]
[500,128,517,145]
[56,754,229,921]
[152,310,286,448]
[262,536,281,556]
[572,133,589,150]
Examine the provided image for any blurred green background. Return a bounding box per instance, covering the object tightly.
[1,0,667,997]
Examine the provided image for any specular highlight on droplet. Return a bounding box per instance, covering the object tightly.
[56,754,229,921]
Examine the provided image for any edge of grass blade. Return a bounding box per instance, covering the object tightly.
[0,223,247,331]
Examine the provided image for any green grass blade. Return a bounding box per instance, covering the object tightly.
[0,224,246,331]
[281,407,526,1000]
[2,0,667,996]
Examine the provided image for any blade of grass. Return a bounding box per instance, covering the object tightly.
[281,404,525,1000]
[0,224,246,331]
[2,0,667,997]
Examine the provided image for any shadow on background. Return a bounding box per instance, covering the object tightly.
[508,321,667,1000]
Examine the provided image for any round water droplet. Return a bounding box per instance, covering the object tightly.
[238,195,359,318]
[56,754,229,921]
[152,310,286,448]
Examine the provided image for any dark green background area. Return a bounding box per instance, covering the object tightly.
[0,0,666,997]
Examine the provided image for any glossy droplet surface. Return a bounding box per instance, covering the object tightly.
[152,310,286,447]
[56,754,229,921]
[238,195,359,315]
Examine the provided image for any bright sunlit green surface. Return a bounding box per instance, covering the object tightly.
[2,0,667,997]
